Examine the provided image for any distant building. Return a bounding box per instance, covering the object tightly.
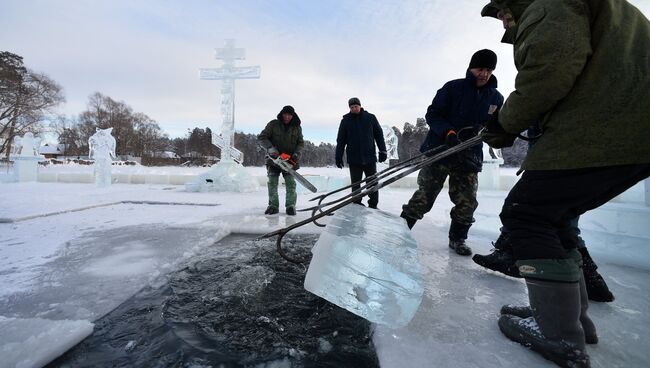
[39,143,66,159]
[156,151,180,159]
[182,151,202,159]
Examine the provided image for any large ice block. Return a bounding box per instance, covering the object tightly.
[304,204,423,328]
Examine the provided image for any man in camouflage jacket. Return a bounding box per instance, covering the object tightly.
[258,105,304,216]
[480,1,650,366]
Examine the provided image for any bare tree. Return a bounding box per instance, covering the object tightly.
[78,92,135,157]
[1,51,65,158]
[71,92,168,158]
[132,112,168,157]
[51,114,89,157]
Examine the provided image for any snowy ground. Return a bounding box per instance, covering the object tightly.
[1,166,649,367]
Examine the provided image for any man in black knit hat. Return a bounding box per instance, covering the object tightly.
[400,49,504,256]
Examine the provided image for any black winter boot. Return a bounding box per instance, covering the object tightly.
[579,247,614,302]
[493,231,512,251]
[286,207,296,216]
[448,220,472,256]
[500,275,598,345]
[472,233,521,277]
[264,206,279,215]
[448,239,472,256]
[400,212,417,230]
[498,279,590,367]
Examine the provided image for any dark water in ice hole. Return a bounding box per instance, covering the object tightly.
[47,234,379,368]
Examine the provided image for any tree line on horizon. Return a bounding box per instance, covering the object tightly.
[1,50,526,167]
[224,118,528,168]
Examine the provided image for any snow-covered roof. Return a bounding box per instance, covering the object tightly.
[159,151,180,158]
[39,144,65,155]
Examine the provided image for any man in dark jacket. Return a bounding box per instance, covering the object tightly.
[400,49,504,256]
[480,1,650,366]
[335,97,387,209]
[258,105,304,216]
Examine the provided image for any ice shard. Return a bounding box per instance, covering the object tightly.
[304,204,423,328]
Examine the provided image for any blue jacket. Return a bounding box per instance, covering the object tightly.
[420,70,504,172]
[335,109,387,166]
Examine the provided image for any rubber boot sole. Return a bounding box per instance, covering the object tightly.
[500,305,598,344]
[498,315,590,368]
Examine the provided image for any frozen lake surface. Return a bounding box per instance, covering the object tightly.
[1,166,649,367]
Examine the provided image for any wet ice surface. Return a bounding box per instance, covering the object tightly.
[47,234,379,368]
[373,225,650,368]
[1,181,649,368]
[0,224,226,322]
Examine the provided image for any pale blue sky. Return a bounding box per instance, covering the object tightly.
[1,0,649,144]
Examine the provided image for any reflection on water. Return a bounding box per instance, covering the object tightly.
[47,234,379,368]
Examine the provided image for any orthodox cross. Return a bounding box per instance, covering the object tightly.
[199,39,261,162]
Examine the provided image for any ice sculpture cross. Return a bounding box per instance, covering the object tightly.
[200,39,261,163]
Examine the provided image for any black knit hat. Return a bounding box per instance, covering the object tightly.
[280,105,295,115]
[469,49,497,70]
[348,97,361,107]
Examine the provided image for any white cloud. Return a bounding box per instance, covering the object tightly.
[1,0,648,143]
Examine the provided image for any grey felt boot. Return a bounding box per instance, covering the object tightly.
[498,278,590,367]
[500,275,598,345]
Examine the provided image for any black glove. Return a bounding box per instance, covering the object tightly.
[268,146,279,159]
[335,158,344,169]
[482,112,517,149]
[378,151,387,163]
[291,152,300,162]
[444,130,461,147]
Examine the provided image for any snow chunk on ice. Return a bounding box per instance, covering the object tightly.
[0,316,93,368]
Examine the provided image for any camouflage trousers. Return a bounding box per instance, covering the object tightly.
[267,165,297,209]
[401,163,478,226]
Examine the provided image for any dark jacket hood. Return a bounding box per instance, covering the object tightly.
[276,109,301,126]
[481,0,534,21]
[481,0,535,44]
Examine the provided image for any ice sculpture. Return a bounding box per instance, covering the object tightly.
[88,128,116,187]
[187,40,262,193]
[199,39,260,163]
[304,204,423,328]
[382,125,399,161]
[15,132,41,157]
[479,144,504,190]
[12,132,44,182]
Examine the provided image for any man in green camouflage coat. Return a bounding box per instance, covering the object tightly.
[480,1,650,366]
[258,105,304,216]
